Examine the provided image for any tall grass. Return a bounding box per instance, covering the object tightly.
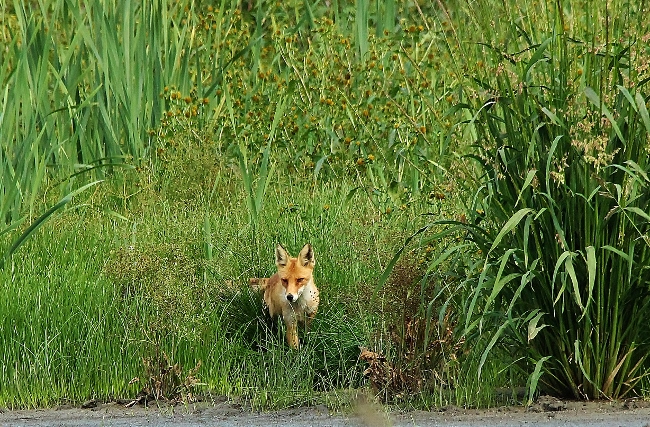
[5,0,649,410]
[1,0,169,256]
[0,221,140,406]
[1,0,257,249]
[0,170,407,408]
[2,0,454,253]
[406,0,650,400]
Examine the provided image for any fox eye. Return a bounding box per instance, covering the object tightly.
[281,278,288,285]
[297,278,305,283]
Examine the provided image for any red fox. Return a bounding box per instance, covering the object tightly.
[250,244,319,349]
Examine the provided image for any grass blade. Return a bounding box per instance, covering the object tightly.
[2,180,103,268]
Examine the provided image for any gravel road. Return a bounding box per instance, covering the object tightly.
[2,397,650,427]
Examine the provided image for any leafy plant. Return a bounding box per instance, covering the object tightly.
[415,3,650,400]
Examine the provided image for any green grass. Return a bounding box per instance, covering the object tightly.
[0,171,429,409]
[392,0,650,403]
[0,218,136,405]
[1,0,649,410]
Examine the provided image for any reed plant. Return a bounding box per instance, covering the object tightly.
[2,0,451,252]
[410,0,650,400]
[1,0,173,255]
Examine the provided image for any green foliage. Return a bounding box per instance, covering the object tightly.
[5,0,650,410]
[1,0,170,251]
[104,243,219,342]
[415,0,650,400]
[0,222,142,408]
[165,2,460,204]
[0,169,412,408]
[1,181,102,269]
[2,0,457,264]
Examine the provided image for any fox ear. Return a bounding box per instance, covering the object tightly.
[298,243,315,267]
[275,244,289,267]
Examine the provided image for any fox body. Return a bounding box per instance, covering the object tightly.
[250,244,319,348]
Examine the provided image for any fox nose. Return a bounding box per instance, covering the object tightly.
[286,294,294,302]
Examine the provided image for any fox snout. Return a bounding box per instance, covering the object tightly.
[285,286,303,302]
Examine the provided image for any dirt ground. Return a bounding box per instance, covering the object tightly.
[2,396,650,427]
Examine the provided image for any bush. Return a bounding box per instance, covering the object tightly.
[414,6,650,400]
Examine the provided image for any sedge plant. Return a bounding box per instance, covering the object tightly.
[412,1,650,400]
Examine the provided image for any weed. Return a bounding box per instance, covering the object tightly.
[104,243,220,343]
[131,352,203,405]
[365,254,465,404]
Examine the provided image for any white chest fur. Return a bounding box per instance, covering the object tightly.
[296,280,318,309]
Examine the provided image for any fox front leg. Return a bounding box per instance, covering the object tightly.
[285,319,300,349]
[282,309,300,349]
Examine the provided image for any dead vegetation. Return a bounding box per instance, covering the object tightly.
[127,352,203,406]
[360,252,465,402]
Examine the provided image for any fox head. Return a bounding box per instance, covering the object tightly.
[275,243,315,303]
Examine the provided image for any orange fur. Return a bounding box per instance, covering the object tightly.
[250,244,319,348]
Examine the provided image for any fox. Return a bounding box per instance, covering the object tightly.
[250,243,319,349]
